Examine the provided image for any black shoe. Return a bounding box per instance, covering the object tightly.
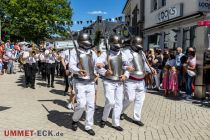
[31,86,35,89]
[100,120,106,128]
[72,121,78,131]
[25,84,29,88]
[133,120,144,126]
[112,126,124,131]
[85,129,95,136]
[51,85,55,88]
[47,84,50,88]
[120,113,126,120]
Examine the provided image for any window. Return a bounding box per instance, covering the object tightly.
[151,0,166,12]
[161,0,166,7]
[151,0,158,12]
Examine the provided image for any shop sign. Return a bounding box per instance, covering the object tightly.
[156,3,183,24]
[198,20,210,26]
[198,0,210,12]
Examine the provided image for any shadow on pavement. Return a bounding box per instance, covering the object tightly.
[36,82,47,87]
[40,103,111,131]
[192,100,210,108]
[148,90,183,101]
[0,106,11,112]
[16,75,25,88]
[41,104,86,132]
[38,99,68,109]
[54,79,64,85]
[49,89,64,96]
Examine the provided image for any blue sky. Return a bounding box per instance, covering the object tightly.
[70,0,126,31]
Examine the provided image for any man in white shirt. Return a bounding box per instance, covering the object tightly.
[45,48,57,88]
[23,48,38,89]
[38,48,47,80]
[96,35,128,131]
[70,33,97,136]
[120,37,155,126]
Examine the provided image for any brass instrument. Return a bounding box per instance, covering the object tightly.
[18,54,26,65]
[18,43,38,65]
[29,43,39,56]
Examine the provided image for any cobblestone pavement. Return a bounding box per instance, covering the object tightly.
[0,72,210,140]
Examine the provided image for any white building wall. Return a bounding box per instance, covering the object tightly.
[144,0,203,29]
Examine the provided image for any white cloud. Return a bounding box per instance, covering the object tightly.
[88,11,107,15]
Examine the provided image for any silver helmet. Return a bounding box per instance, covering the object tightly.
[109,35,122,52]
[122,37,131,48]
[77,33,92,50]
[131,36,143,52]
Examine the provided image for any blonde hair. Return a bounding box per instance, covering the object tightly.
[171,66,177,72]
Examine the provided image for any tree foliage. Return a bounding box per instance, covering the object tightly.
[1,0,72,42]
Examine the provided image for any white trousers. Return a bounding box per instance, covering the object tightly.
[122,80,146,121]
[72,81,95,130]
[102,80,123,127]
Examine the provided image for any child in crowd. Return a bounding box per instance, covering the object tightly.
[169,66,178,96]
[162,65,170,96]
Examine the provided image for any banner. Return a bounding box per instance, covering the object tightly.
[54,40,77,49]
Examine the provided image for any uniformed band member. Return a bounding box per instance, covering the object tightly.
[45,48,57,88]
[23,48,38,89]
[120,36,155,126]
[39,48,47,80]
[70,33,97,136]
[96,35,129,131]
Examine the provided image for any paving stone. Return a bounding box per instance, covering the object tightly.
[0,73,210,140]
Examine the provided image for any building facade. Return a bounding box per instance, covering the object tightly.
[122,0,210,50]
[122,0,144,36]
[144,0,210,50]
[81,20,120,41]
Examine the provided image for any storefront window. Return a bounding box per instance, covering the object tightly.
[183,26,196,51]
[161,0,166,7]
[164,29,178,49]
[151,0,166,12]
[151,0,158,12]
[148,33,161,49]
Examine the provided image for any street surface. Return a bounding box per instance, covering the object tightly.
[0,72,210,140]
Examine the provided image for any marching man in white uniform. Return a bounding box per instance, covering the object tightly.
[70,33,97,136]
[96,35,129,131]
[120,36,156,126]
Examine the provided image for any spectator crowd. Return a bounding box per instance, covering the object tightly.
[0,40,21,75]
[145,47,197,100]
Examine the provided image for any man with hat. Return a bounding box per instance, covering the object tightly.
[70,33,97,136]
[120,36,156,126]
[96,35,128,131]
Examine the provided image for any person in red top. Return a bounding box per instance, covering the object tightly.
[0,42,4,56]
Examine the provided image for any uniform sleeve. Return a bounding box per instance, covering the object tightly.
[69,49,80,74]
[96,52,107,76]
